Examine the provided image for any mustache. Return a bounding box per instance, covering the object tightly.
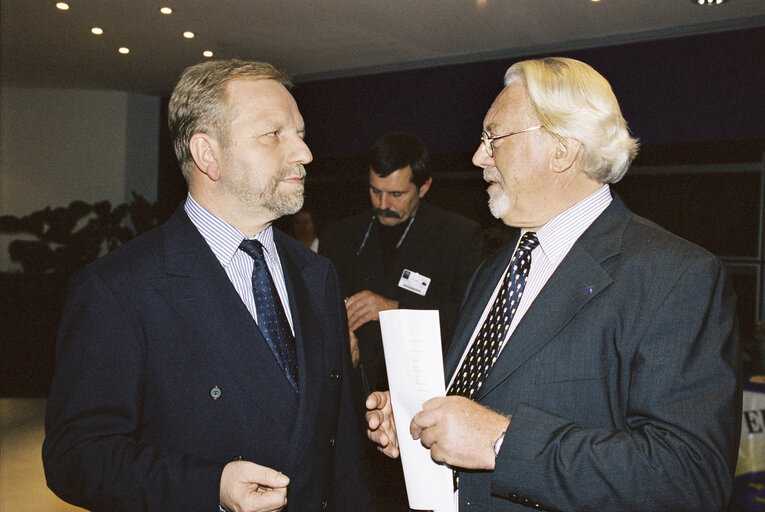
[483,167,502,184]
[373,208,401,219]
[277,164,306,180]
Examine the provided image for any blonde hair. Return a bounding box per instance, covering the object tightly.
[168,59,291,181]
[504,57,638,183]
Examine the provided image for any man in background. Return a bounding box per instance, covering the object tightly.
[368,57,741,511]
[44,59,373,512]
[321,131,482,511]
[291,209,320,251]
[321,131,482,395]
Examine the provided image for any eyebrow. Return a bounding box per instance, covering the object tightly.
[484,121,500,133]
[369,184,407,194]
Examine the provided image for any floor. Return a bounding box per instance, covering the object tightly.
[0,398,85,511]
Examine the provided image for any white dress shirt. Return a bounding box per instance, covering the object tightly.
[448,185,613,388]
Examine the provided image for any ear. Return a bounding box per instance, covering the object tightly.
[550,137,582,174]
[417,177,433,198]
[189,133,222,181]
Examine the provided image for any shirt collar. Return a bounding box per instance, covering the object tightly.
[523,184,612,266]
[184,193,277,267]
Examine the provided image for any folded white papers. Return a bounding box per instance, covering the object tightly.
[379,309,456,512]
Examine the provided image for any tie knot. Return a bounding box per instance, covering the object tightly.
[239,238,266,261]
[518,231,539,252]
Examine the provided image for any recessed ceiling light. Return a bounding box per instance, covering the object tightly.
[118,47,130,54]
[183,31,195,39]
[56,2,69,10]
[160,7,173,15]
[203,50,214,58]
[91,27,103,35]
[693,0,727,4]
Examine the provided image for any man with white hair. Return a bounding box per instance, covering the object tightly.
[367,57,741,511]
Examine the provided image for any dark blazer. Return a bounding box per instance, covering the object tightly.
[447,196,741,512]
[320,201,482,391]
[43,206,373,512]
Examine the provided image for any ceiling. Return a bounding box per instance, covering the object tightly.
[2,0,765,97]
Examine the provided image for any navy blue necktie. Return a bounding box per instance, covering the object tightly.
[239,239,298,391]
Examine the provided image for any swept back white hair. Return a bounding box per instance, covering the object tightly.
[504,57,638,183]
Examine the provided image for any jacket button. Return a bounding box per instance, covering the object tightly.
[321,499,328,509]
[329,436,336,447]
[210,386,222,399]
[330,369,340,381]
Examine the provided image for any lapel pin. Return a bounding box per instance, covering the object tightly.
[585,285,593,294]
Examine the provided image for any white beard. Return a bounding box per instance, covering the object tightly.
[484,167,510,219]
[488,188,510,219]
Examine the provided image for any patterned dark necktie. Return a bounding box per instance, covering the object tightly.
[448,231,539,398]
[239,239,298,391]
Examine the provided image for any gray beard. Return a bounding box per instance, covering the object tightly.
[225,164,306,219]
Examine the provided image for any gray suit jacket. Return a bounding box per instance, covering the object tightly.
[446,195,741,512]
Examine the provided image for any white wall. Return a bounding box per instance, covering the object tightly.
[0,87,161,271]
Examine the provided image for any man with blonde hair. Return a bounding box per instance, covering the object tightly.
[367,57,741,511]
[44,59,374,512]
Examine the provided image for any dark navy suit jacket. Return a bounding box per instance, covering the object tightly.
[448,196,741,511]
[43,206,374,511]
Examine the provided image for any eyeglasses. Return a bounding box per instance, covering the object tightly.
[480,126,542,157]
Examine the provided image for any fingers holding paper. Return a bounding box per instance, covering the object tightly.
[366,390,400,458]
[410,396,510,471]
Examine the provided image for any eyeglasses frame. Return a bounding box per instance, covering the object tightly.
[480,125,543,157]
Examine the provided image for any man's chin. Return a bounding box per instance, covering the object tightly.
[488,194,510,220]
[266,191,304,218]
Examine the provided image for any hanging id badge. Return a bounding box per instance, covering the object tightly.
[398,269,431,296]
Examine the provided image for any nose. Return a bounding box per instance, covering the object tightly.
[379,193,391,210]
[472,142,493,168]
[290,136,313,165]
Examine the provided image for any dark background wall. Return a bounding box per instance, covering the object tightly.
[292,26,765,159]
[159,25,765,226]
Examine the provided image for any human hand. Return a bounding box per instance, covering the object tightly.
[345,291,398,331]
[349,328,360,368]
[410,396,510,470]
[220,461,289,512]
[365,390,399,459]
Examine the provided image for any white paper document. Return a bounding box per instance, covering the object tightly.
[379,309,456,512]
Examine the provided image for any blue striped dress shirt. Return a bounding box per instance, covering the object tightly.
[184,194,295,333]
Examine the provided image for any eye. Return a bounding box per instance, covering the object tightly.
[264,130,279,138]
[391,192,404,198]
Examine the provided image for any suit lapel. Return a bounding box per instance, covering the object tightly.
[444,198,630,399]
[444,239,518,379]
[475,198,628,399]
[273,230,328,464]
[152,209,297,426]
[355,215,386,292]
